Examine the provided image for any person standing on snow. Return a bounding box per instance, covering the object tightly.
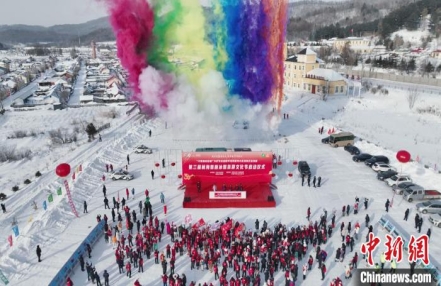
[127,154,130,165]
[102,185,107,197]
[1,203,6,213]
[104,197,110,209]
[403,208,409,221]
[162,158,165,168]
[79,254,85,271]
[317,176,322,187]
[151,170,155,180]
[307,174,311,187]
[385,199,390,212]
[83,201,88,213]
[36,245,42,262]
[103,270,109,286]
[131,188,135,199]
[160,192,165,204]
[313,176,316,188]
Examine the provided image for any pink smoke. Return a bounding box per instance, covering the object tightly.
[105,0,154,95]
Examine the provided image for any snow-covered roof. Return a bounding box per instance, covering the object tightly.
[297,48,316,55]
[307,68,345,81]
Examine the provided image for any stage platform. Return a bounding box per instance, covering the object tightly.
[182,183,276,208]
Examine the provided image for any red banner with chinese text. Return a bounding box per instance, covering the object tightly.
[181,151,273,185]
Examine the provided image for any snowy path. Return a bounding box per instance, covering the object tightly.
[68,63,86,105]
[0,111,151,285]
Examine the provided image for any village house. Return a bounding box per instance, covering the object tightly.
[284,48,347,95]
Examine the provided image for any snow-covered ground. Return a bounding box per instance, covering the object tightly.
[0,86,441,286]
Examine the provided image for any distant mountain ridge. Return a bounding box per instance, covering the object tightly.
[0,17,115,45]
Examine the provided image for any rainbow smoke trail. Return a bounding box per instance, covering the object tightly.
[106,0,288,112]
[106,0,154,95]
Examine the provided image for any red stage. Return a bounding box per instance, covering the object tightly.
[181,151,276,208]
[182,183,276,208]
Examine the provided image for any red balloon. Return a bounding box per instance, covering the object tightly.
[293,161,298,165]
[277,161,282,166]
[178,174,182,179]
[155,163,160,167]
[161,175,166,179]
[396,150,411,163]
[271,173,276,177]
[288,173,293,177]
[171,162,176,166]
[56,163,71,177]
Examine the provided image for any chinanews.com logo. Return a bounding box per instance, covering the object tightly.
[354,233,438,286]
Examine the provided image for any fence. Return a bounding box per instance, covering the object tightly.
[126,102,139,115]
[335,67,441,88]
[48,220,105,286]
[378,214,441,286]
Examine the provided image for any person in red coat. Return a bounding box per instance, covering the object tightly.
[126,188,130,200]
[126,261,132,278]
[134,280,141,286]
[161,274,168,286]
[66,277,73,286]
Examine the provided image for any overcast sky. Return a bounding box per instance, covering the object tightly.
[0,0,108,27]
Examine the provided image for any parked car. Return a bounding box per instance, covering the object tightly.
[372,163,396,172]
[429,214,441,228]
[321,136,330,144]
[352,153,372,162]
[385,174,412,187]
[392,181,416,192]
[344,145,360,155]
[377,169,398,181]
[110,170,134,181]
[364,155,390,167]
[404,188,441,203]
[298,161,311,176]
[416,200,441,214]
[394,183,421,195]
[134,145,153,154]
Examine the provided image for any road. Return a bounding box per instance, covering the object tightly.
[366,78,441,95]
[1,70,54,108]
[68,63,86,105]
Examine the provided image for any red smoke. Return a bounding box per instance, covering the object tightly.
[106,0,154,94]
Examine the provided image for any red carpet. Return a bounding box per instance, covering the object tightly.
[182,183,276,208]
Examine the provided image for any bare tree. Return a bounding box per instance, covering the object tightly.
[407,88,420,109]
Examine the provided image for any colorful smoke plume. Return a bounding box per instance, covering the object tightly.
[105,0,288,115]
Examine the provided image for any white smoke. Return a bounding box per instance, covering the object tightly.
[138,66,278,141]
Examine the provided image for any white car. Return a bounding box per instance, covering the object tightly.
[372,163,396,172]
[110,170,134,181]
[429,214,441,228]
[385,175,412,187]
[134,145,152,154]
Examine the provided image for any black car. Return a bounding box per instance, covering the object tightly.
[344,145,360,155]
[377,169,398,180]
[352,153,372,162]
[321,136,330,144]
[298,161,311,176]
[364,155,389,167]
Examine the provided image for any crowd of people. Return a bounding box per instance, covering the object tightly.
[70,185,377,286]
